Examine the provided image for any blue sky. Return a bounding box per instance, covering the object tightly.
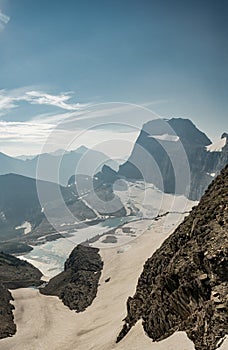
[0,0,227,156]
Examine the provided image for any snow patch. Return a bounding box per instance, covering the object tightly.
[15,221,32,234]
[148,134,180,142]
[206,172,216,177]
[0,211,6,222]
[206,137,226,152]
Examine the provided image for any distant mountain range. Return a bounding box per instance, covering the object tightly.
[0,146,118,186]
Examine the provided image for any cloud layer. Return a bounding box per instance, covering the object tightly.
[0,88,159,157]
[0,118,138,158]
[0,9,10,31]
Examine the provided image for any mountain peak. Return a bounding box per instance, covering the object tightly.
[0,152,16,159]
[168,118,212,146]
[221,132,228,140]
[74,145,88,154]
[118,117,227,200]
[142,117,211,146]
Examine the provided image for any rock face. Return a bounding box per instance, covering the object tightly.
[68,173,127,218]
[117,165,228,350]
[0,252,43,289]
[40,244,103,312]
[0,252,43,339]
[0,284,16,339]
[118,118,228,200]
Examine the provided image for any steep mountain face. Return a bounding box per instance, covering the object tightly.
[0,252,43,339]
[117,165,228,350]
[0,174,45,240]
[0,174,102,241]
[214,141,228,177]
[40,244,103,312]
[0,172,126,251]
[0,173,90,241]
[0,147,117,186]
[118,118,228,200]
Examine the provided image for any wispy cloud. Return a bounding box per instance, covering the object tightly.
[28,100,163,143]
[0,120,54,140]
[0,9,10,31]
[0,93,17,112]
[142,99,170,107]
[0,88,88,114]
[25,91,85,110]
[32,103,138,125]
[53,102,161,132]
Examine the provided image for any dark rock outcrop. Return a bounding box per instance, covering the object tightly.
[0,284,16,339]
[0,252,43,339]
[0,252,43,289]
[118,118,228,200]
[0,242,33,255]
[117,165,228,350]
[40,244,103,312]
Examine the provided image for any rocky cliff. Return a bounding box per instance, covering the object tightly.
[40,244,103,312]
[0,252,43,339]
[118,118,228,200]
[0,252,43,289]
[0,284,16,339]
[117,165,228,350]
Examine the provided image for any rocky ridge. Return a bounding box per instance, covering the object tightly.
[117,165,228,350]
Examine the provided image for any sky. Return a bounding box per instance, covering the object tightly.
[0,0,227,157]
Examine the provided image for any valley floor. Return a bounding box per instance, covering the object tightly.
[0,213,227,350]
